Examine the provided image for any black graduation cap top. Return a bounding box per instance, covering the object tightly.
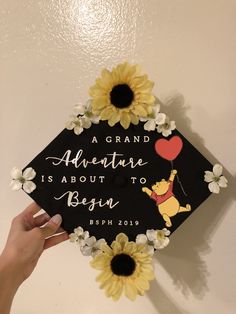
[20,62,213,244]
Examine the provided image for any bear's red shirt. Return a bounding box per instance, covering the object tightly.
[150,181,174,205]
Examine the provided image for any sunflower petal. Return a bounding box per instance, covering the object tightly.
[135,276,150,292]
[100,106,114,120]
[90,254,110,270]
[132,104,148,116]
[96,270,113,283]
[120,112,131,129]
[124,241,137,254]
[116,233,129,246]
[130,113,139,125]
[111,241,122,254]
[137,93,155,104]
[101,243,113,255]
[92,96,109,110]
[124,281,138,301]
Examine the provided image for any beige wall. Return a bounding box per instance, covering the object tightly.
[1,1,236,313]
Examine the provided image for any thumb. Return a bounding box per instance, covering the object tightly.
[41,214,62,238]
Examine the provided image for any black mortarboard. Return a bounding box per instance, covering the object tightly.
[22,121,212,243]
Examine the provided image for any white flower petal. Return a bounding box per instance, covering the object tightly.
[170,121,176,131]
[78,239,86,247]
[69,233,78,242]
[146,229,157,241]
[23,181,36,193]
[83,231,90,240]
[74,126,83,135]
[94,238,106,249]
[91,249,103,257]
[85,99,92,111]
[153,103,161,115]
[82,117,92,129]
[156,125,162,133]
[155,113,166,125]
[11,167,22,180]
[136,234,148,245]
[144,119,156,131]
[23,167,36,180]
[74,226,84,235]
[65,120,75,130]
[80,245,92,256]
[140,116,148,122]
[10,180,22,191]
[163,228,171,236]
[74,104,86,115]
[218,176,228,188]
[90,114,100,124]
[204,171,214,183]
[85,236,97,247]
[213,164,223,177]
[154,238,168,249]
[162,129,172,137]
[145,245,155,256]
[208,181,220,194]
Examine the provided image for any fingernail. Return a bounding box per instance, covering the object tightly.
[51,214,62,225]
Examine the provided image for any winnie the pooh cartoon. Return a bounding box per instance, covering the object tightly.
[142,169,191,227]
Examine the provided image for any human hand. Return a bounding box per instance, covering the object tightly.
[0,202,69,287]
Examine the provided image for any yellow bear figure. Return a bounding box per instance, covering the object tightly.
[142,170,191,227]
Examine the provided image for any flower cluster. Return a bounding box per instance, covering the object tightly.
[89,62,155,129]
[66,100,100,135]
[70,227,170,301]
[141,102,176,137]
[90,233,155,301]
[136,228,170,255]
[69,226,106,257]
[10,167,36,194]
[204,164,228,193]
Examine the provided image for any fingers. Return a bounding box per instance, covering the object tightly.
[34,212,51,227]
[22,202,41,216]
[40,214,63,238]
[44,232,69,250]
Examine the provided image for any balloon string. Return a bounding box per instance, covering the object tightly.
[170,160,188,197]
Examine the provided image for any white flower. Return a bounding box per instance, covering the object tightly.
[136,228,170,255]
[136,233,155,255]
[80,237,106,257]
[74,100,100,124]
[140,103,166,131]
[65,115,92,135]
[154,228,170,249]
[69,226,90,246]
[156,116,176,137]
[204,164,228,194]
[66,100,100,135]
[10,167,36,193]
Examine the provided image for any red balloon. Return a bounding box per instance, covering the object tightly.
[155,136,183,161]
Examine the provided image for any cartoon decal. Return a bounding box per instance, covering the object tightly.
[142,169,191,227]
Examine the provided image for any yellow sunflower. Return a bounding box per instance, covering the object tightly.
[90,233,155,301]
[89,62,155,129]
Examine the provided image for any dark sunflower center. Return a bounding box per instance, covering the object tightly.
[110,84,134,108]
[110,253,136,276]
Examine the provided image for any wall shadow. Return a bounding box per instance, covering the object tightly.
[147,279,190,314]
[147,91,235,310]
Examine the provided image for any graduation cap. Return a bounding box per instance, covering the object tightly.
[10,63,228,301]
